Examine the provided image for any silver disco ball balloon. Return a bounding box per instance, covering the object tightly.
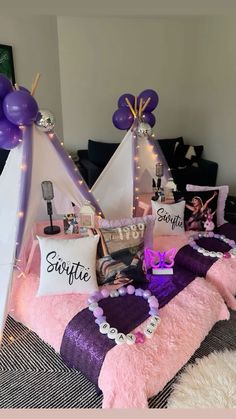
[35,109,55,132]
[137,122,152,136]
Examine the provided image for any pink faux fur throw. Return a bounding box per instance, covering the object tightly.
[153,233,236,310]
[10,274,229,409]
[98,278,229,408]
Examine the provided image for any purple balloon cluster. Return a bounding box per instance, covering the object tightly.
[0,74,38,150]
[112,89,159,130]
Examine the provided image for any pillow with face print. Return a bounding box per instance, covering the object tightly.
[173,190,219,232]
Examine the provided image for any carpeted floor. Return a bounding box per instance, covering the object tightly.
[0,310,236,409]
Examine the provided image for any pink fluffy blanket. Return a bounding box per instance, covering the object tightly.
[10,272,229,408]
[153,232,236,310]
[8,228,235,408]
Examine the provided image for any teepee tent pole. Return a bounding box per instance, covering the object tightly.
[15,126,33,260]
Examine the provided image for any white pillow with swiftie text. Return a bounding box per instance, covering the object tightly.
[151,200,185,236]
[37,235,99,296]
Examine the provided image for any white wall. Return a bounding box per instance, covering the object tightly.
[0,16,63,139]
[57,17,191,150]
[181,16,236,194]
[58,16,236,193]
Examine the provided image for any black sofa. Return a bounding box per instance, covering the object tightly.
[0,149,10,175]
[76,137,218,190]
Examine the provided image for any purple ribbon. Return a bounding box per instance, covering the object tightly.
[60,223,234,390]
[60,264,196,390]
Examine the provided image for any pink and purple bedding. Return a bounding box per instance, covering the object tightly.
[152,223,236,310]
[9,272,229,408]
[8,222,236,408]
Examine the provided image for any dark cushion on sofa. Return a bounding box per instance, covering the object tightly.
[88,140,119,167]
[157,137,184,168]
[75,137,218,190]
[0,149,10,175]
[173,143,204,169]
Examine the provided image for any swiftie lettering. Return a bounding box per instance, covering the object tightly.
[156,208,183,230]
[46,251,91,285]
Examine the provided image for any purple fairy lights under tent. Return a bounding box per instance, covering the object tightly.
[88,285,161,345]
[188,231,236,259]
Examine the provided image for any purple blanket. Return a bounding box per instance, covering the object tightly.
[60,223,234,389]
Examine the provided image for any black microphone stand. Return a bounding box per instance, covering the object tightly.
[44,201,61,235]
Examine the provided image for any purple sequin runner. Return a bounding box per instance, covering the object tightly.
[60,224,233,389]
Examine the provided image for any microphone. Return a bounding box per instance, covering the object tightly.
[41,180,60,235]
[41,180,54,201]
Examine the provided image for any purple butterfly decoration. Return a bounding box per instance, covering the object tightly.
[144,248,176,269]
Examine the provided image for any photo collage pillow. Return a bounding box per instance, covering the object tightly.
[97,222,147,286]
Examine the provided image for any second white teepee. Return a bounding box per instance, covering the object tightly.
[92,123,169,219]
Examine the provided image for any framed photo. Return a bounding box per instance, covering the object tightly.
[0,44,15,85]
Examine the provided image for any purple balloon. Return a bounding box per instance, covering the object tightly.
[141,112,156,127]
[0,101,4,120]
[19,85,30,93]
[0,74,12,99]
[112,107,134,130]
[3,90,39,126]
[138,89,159,112]
[118,93,135,109]
[0,118,21,150]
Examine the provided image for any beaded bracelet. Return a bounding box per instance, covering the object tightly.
[188,231,236,259]
[87,285,161,345]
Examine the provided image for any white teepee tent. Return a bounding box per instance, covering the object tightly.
[91,123,170,219]
[0,124,102,341]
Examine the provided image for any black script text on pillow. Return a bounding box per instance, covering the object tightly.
[46,251,91,285]
[156,207,184,230]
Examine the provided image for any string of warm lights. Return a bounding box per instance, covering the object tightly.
[131,124,159,216]
[47,131,103,217]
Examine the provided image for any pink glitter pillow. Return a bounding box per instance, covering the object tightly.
[186,184,229,227]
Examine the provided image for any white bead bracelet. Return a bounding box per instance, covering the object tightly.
[87,285,161,345]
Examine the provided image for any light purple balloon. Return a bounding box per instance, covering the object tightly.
[3,90,39,126]
[0,74,12,99]
[141,112,156,127]
[118,93,135,109]
[138,89,159,112]
[112,107,134,130]
[0,118,21,150]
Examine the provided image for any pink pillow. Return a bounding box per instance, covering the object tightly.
[186,184,229,227]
